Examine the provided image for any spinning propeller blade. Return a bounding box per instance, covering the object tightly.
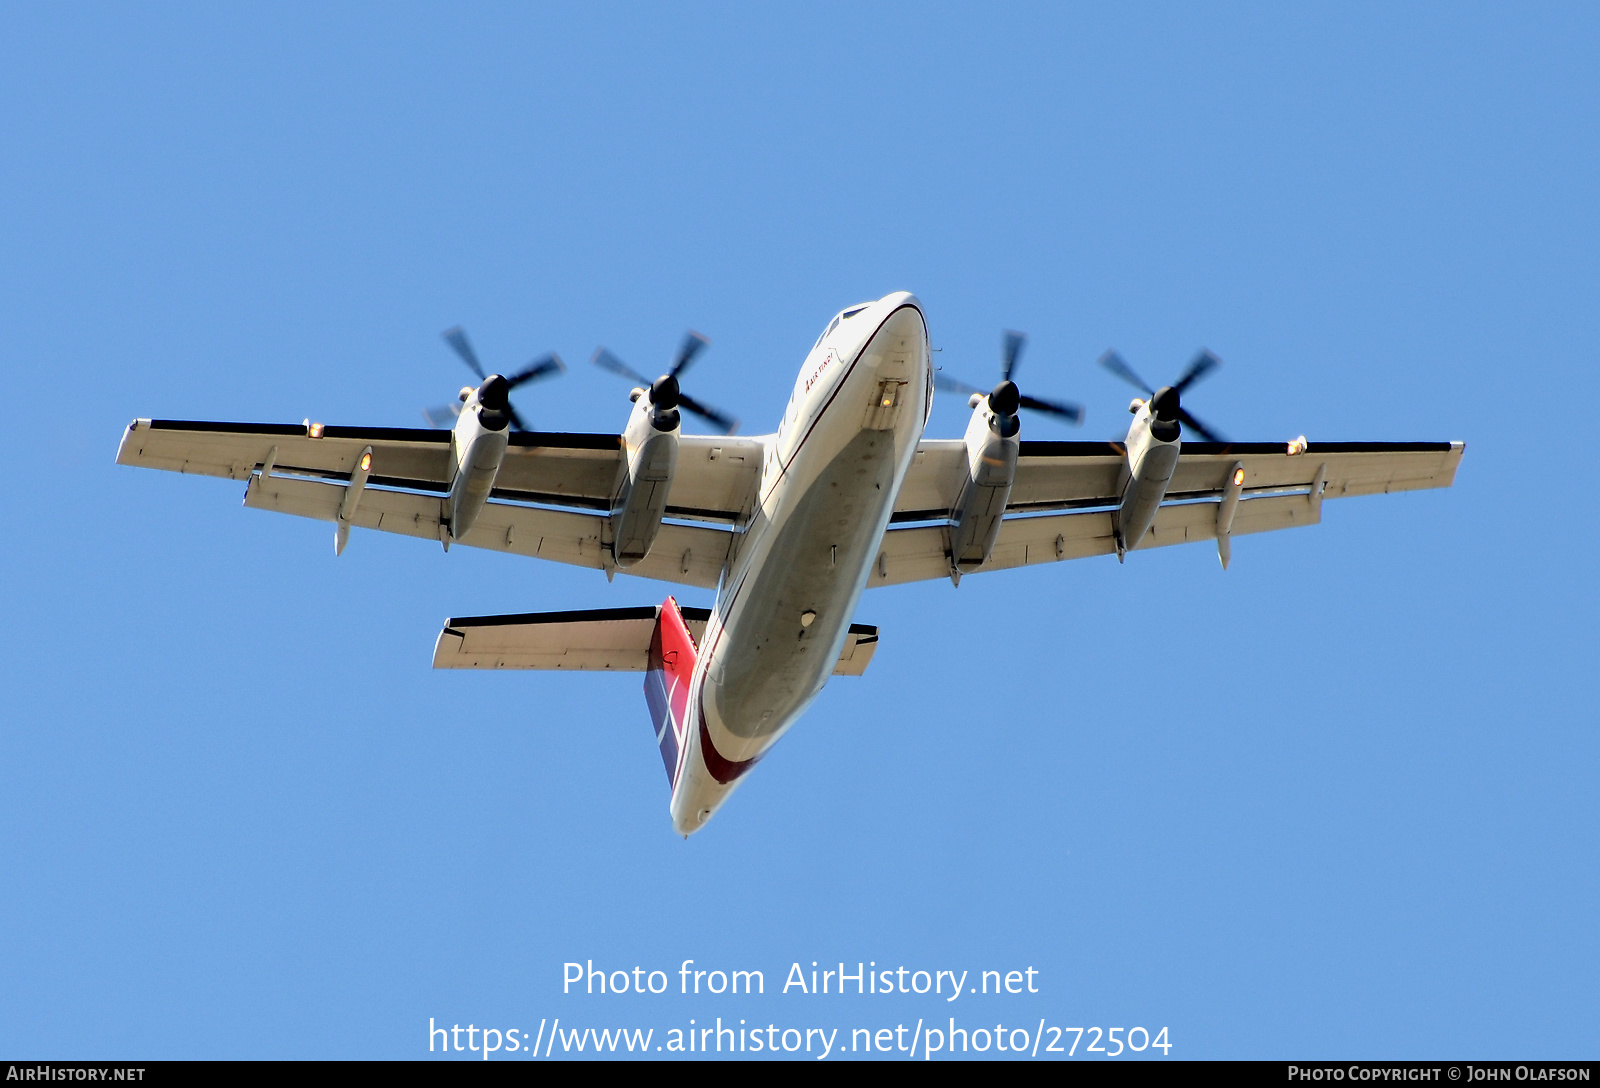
[506,353,565,389]
[670,331,710,378]
[1177,408,1225,444]
[940,329,1085,427]
[1018,392,1086,425]
[934,372,988,399]
[1100,347,1226,443]
[1097,350,1155,396]
[1173,349,1220,394]
[592,331,739,434]
[442,326,486,380]
[1000,330,1026,383]
[590,347,652,386]
[422,403,461,428]
[427,326,562,431]
[677,392,739,434]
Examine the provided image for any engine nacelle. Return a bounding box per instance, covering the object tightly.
[610,388,680,567]
[948,397,1019,572]
[447,387,510,541]
[1114,400,1181,556]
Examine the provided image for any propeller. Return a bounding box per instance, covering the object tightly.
[1097,348,1225,443]
[423,325,565,431]
[591,330,740,434]
[934,330,1086,426]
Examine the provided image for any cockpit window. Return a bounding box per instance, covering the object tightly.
[813,303,873,349]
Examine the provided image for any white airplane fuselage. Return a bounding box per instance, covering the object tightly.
[668,293,931,834]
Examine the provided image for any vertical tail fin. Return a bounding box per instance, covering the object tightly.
[643,596,698,789]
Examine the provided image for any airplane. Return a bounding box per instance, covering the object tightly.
[115,291,1464,836]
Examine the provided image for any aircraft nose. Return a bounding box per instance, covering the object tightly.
[862,298,928,362]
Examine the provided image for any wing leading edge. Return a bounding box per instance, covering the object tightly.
[117,418,764,521]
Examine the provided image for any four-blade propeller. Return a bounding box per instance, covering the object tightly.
[591,330,740,434]
[424,325,566,432]
[1098,348,1226,443]
[935,330,1086,426]
[418,323,1221,445]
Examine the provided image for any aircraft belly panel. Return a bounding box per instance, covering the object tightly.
[707,427,901,750]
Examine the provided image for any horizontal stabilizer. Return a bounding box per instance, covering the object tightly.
[432,606,879,676]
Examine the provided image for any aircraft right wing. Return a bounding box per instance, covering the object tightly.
[894,438,1464,521]
[872,439,1464,586]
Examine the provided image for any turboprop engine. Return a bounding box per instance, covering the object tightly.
[592,331,739,567]
[610,374,683,566]
[949,381,1020,572]
[424,325,566,544]
[1099,349,1225,559]
[447,374,513,540]
[938,331,1084,577]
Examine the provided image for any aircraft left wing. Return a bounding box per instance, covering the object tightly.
[116,418,766,587]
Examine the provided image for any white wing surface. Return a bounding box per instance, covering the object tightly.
[116,418,765,586]
[872,438,1464,586]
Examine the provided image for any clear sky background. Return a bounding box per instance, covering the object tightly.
[1,3,1595,1061]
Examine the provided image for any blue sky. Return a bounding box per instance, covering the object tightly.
[1,2,1595,1060]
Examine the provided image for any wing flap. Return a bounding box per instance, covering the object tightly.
[244,474,446,539]
[869,493,1322,586]
[491,432,620,509]
[242,475,733,587]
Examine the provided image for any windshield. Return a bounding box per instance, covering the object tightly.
[812,303,873,350]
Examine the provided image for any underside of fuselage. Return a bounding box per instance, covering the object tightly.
[710,427,901,740]
[668,295,930,835]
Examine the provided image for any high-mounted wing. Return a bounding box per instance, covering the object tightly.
[872,438,1464,586]
[116,418,766,586]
